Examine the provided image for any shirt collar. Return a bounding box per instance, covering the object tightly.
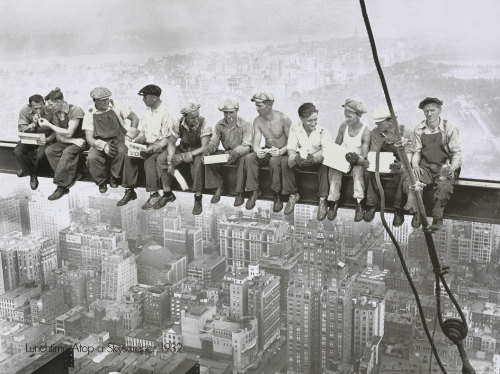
[298,120,322,135]
[146,101,165,114]
[91,100,116,114]
[417,117,444,132]
[181,116,203,132]
[221,116,242,128]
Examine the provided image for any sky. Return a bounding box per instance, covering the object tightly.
[1,0,499,59]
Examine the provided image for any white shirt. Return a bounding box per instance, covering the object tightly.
[287,121,331,156]
[82,100,132,132]
[140,102,175,144]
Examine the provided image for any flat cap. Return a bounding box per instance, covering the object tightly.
[342,98,367,115]
[138,84,162,97]
[180,101,201,115]
[418,97,443,109]
[372,106,398,122]
[90,87,112,100]
[218,99,239,112]
[251,92,274,103]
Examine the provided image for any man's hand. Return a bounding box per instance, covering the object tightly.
[172,152,193,167]
[203,143,216,156]
[167,164,176,175]
[104,142,117,157]
[413,165,424,178]
[345,152,358,165]
[295,155,305,168]
[357,156,370,169]
[302,154,315,168]
[269,147,280,157]
[140,146,154,158]
[288,155,297,169]
[38,118,51,127]
[72,138,87,148]
[440,164,455,179]
[389,160,404,174]
[226,149,239,165]
[33,114,41,124]
[256,149,267,159]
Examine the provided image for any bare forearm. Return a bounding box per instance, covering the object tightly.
[56,134,75,144]
[234,145,250,156]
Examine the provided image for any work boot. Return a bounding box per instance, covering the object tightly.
[30,175,39,190]
[327,201,339,221]
[234,193,244,207]
[48,186,69,201]
[109,179,119,189]
[411,212,422,229]
[193,195,203,215]
[284,193,300,215]
[354,200,365,222]
[117,188,137,207]
[430,217,443,232]
[273,192,284,213]
[363,205,377,222]
[17,169,28,178]
[317,197,327,221]
[246,190,259,210]
[392,209,405,227]
[154,191,176,209]
[142,192,160,210]
[99,184,108,194]
[211,186,223,204]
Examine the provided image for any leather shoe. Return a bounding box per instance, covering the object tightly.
[363,205,377,222]
[117,189,137,207]
[234,193,244,207]
[211,186,223,204]
[192,196,203,215]
[17,169,28,178]
[411,213,422,228]
[154,192,176,209]
[142,192,160,210]
[392,210,405,227]
[48,186,69,201]
[354,201,365,222]
[109,181,119,188]
[284,193,299,215]
[246,190,260,210]
[317,197,327,221]
[99,184,108,194]
[430,217,443,231]
[30,175,39,190]
[327,200,339,221]
[273,193,284,213]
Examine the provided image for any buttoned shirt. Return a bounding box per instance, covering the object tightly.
[413,118,461,169]
[82,100,132,132]
[18,105,53,132]
[287,121,331,156]
[209,116,252,151]
[136,102,174,144]
[53,102,85,139]
[170,116,212,140]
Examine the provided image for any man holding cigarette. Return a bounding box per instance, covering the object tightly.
[245,92,292,212]
[203,99,253,206]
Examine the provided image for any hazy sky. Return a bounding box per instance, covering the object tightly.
[1,0,499,59]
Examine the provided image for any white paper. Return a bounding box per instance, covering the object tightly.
[367,152,395,173]
[174,170,189,191]
[18,132,45,145]
[203,154,229,164]
[322,142,351,173]
[126,141,148,158]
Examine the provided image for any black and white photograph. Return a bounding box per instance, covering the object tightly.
[0,0,499,373]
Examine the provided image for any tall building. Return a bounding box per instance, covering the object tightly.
[454,221,494,264]
[351,296,385,361]
[29,190,70,247]
[383,213,413,244]
[0,197,21,235]
[100,248,138,301]
[293,203,314,239]
[48,267,91,307]
[30,287,65,323]
[164,219,203,261]
[143,286,170,327]
[136,244,187,285]
[247,272,281,352]
[186,253,226,284]
[194,207,218,243]
[88,193,138,239]
[14,186,32,235]
[219,215,290,273]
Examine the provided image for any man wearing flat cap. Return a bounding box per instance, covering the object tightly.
[157,101,212,215]
[117,84,175,209]
[327,98,371,221]
[245,92,292,212]
[405,97,461,231]
[203,99,253,206]
[14,94,55,191]
[83,87,140,194]
[39,88,88,200]
[363,106,413,226]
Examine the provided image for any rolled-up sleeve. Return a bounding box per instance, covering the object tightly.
[81,111,94,132]
[413,128,423,155]
[241,121,253,148]
[170,118,181,139]
[200,120,212,138]
[287,125,299,151]
[209,124,222,149]
[447,125,462,170]
[160,109,175,140]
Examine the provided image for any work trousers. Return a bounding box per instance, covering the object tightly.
[245,152,288,193]
[328,165,365,202]
[282,162,330,197]
[205,150,246,192]
[123,150,167,192]
[365,171,406,210]
[157,147,204,193]
[45,142,88,188]
[87,142,127,186]
[14,142,47,175]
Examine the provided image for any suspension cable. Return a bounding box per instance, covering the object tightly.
[358,1,476,373]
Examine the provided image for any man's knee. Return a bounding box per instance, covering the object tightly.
[87,148,101,163]
[269,156,282,169]
[14,143,25,157]
[45,144,58,158]
[245,152,258,164]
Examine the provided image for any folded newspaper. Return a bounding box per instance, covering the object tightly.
[126,141,148,158]
[322,141,351,173]
[18,132,46,145]
[367,152,395,174]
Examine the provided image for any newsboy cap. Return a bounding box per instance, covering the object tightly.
[251,92,274,103]
[90,87,112,100]
[342,98,367,115]
[418,97,443,109]
[180,102,201,115]
[218,99,239,112]
[138,84,162,97]
[372,106,398,123]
